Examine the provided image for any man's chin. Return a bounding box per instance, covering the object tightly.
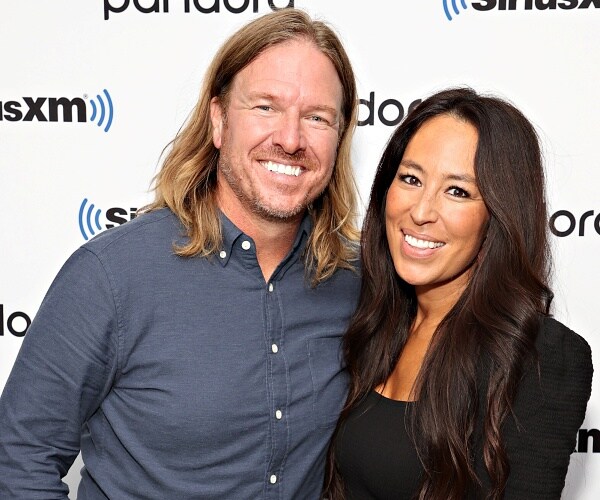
[252,201,307,223]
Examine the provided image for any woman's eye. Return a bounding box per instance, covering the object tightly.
[447,187,470,198]
[399,174,420,186]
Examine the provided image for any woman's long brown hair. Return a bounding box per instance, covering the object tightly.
[325,87,553,499]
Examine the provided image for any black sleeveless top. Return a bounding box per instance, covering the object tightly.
[334,391,423,499]
[334,319,594,500]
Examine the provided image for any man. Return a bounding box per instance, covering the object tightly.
[0,9,360,499]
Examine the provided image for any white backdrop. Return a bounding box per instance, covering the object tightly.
[1,1,598,498]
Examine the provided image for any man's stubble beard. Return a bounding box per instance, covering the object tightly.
[217,148,324,223]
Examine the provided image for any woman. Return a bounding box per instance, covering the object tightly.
[325,88,593,499]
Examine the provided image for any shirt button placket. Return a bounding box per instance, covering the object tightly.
[266,277,285,494]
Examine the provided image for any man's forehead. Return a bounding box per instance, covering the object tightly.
[230,42,343,107]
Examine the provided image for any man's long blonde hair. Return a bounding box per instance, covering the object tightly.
[145,9,359,284]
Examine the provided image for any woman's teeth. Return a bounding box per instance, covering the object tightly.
[405,234,444,249]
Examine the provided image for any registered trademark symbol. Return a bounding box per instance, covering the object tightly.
[83,94,88,99]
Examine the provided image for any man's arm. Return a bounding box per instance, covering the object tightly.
[0,248,119,499]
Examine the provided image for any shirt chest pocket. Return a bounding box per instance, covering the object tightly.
[307,335,349,428]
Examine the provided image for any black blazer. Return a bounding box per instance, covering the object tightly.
[472,317,593,499]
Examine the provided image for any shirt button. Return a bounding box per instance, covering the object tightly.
[241,240,251,250]
[269,474,277,484]
[271,343,278,354]
[219,250,226,259]
[275,409,283,420]
[268,283,274,292]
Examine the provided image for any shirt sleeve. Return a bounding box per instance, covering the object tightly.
[0,247,120,499]
[503,318,593,500]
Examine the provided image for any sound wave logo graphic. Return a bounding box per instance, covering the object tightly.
[88,89,114,132]
[78,198,103,241]
[443,0,468,20]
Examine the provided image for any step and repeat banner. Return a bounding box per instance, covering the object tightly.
[1,1,599,498]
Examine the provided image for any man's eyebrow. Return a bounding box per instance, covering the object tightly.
[399,160,477,183]
[247,91,276,101]
[246,91,339,115]
[308,104,339,117]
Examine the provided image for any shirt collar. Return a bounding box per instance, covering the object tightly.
[217,211,312,268]
[290,212,312,255]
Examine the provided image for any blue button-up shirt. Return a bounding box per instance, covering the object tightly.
[0,208,360,499]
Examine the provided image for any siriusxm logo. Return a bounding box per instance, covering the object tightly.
[78,198,137,240]
[88,90,114,132]
[444,0,600,20]
[104,0,294,20]
[443,0,468,20]
[0,89,114,132]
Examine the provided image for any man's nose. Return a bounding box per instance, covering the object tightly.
[272,113,306,154]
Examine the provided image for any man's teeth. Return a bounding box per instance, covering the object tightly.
[405,234,444,249]
[263,161,301,177]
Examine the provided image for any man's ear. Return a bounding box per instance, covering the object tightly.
[210,96,224,149]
